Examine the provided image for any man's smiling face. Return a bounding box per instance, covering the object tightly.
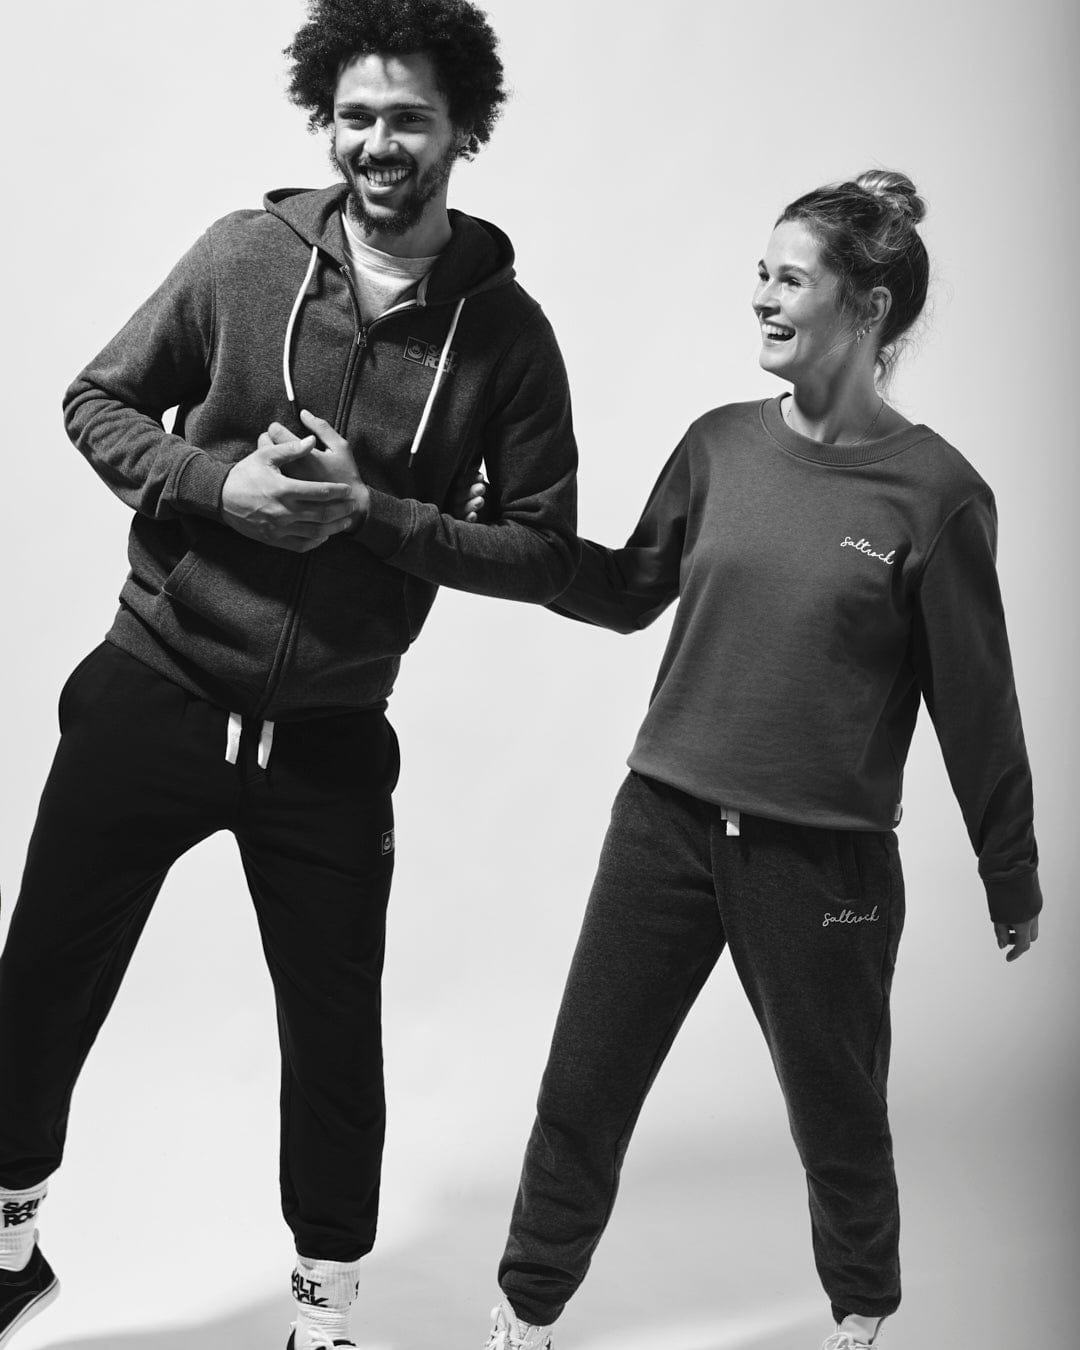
[332,51,462,249]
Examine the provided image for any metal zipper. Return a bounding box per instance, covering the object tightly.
[254,257,437,715]
[253,259,367,717]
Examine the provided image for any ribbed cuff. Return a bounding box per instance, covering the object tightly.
[172,449,232,519]
[984,868,1043,924]
[354,487,416,559]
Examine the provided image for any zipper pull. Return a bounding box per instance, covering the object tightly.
[356,326,367,349]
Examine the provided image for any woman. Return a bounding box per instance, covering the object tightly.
[470,170,1041,1350]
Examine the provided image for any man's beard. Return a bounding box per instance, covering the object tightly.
[335,142,457,238]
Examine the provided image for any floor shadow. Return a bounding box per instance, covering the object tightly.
[31,1134,828,1349]
[28,1118,1075,1348]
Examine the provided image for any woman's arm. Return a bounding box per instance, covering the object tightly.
[911,491,1042,945]
[547,438,692,634]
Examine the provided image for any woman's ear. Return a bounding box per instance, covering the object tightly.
[867,285,893,331]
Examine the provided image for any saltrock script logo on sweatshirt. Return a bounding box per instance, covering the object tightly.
[403,336,458,374]
[822,906,880,929]
[841,535,895,565]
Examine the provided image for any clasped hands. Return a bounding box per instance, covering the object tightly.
[220,410,368,553]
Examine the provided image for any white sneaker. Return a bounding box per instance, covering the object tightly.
[286,1327,356,1349]
[822,1315,885,1350]
[484,1298,554,1349]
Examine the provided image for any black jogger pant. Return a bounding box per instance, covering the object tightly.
[0,642,398,1261]
[499,771,905,1326]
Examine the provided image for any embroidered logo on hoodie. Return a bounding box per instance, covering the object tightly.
[403,337,457,374]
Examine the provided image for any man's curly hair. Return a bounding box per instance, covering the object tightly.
[285,0,507,159]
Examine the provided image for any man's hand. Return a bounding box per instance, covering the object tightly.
[994,915,1040,962]
[271,411,370,523]
[221,428,357,553]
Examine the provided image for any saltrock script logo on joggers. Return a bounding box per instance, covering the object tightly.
[822,906,881,929]
[841,535,895,565]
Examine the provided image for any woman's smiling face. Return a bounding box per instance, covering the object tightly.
[753,220,857,383]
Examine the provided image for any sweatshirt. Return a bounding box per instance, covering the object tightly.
[552,397,1041,924]
[63,185,578,719]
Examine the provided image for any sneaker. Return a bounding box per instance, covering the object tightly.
[822,1319,885,1350]
[286,1331,356,1349]
[484,1298,554,1350]
[0,1246,60,1348]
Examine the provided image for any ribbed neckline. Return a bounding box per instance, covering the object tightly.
[760,394,933,466]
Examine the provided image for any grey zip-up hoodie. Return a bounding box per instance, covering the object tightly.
[63,184,579,718]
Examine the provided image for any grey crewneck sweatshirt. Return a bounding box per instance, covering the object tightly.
[551,396,1040,924]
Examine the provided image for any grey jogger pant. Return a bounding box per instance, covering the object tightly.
[499,771,905,1325]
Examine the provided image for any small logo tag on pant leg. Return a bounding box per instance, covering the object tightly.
[381,829,395,855]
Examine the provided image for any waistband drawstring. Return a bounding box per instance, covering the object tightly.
[224,712,276,770]
[720,806,741,837]
[257,720,275,769]
[225,712,242,764]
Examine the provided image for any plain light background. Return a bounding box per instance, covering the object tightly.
[1,1,1077,1345]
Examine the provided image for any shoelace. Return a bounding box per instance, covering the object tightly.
[291,1326,356,1350]
[484,1305,550,1350]
[822,1335,875,1350]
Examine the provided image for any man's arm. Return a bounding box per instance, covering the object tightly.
[63,231,230,520]
[63,230,357,551]
[339,308,579,604]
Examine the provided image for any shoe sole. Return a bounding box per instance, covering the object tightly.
[0,1276,60,1349]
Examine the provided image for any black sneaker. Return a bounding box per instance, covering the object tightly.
[0,1246,59,1347]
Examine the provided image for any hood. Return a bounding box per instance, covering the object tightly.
[263,184,516,306]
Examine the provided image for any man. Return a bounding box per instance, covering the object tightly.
[0,2,577,1346]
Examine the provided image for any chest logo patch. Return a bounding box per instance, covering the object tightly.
[403,337,457,374]
[841,535,895,566]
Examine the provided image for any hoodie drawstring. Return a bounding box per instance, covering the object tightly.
[408,295,466,467]
[224,713,276,770]
[283,246,320,413]
[282,248,466,467]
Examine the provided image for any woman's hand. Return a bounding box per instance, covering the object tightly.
[452,473,488,523]
[994,915,1039,962]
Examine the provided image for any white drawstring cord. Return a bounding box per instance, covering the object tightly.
[257,720,276,770]
[225,712,242,765]
[408,296,466,466]
[283,247,464,466]
[283,245,320,406]
[224,713,275,770]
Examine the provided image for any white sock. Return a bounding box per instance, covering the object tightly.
[839,1313,883,1343]
[292,1255,361,1344]
[0,1181,48,1272]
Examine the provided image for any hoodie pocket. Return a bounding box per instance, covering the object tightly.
[141,539,298,692]
[161,550,201,601]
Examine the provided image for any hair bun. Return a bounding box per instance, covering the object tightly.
[855,169,926,225]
